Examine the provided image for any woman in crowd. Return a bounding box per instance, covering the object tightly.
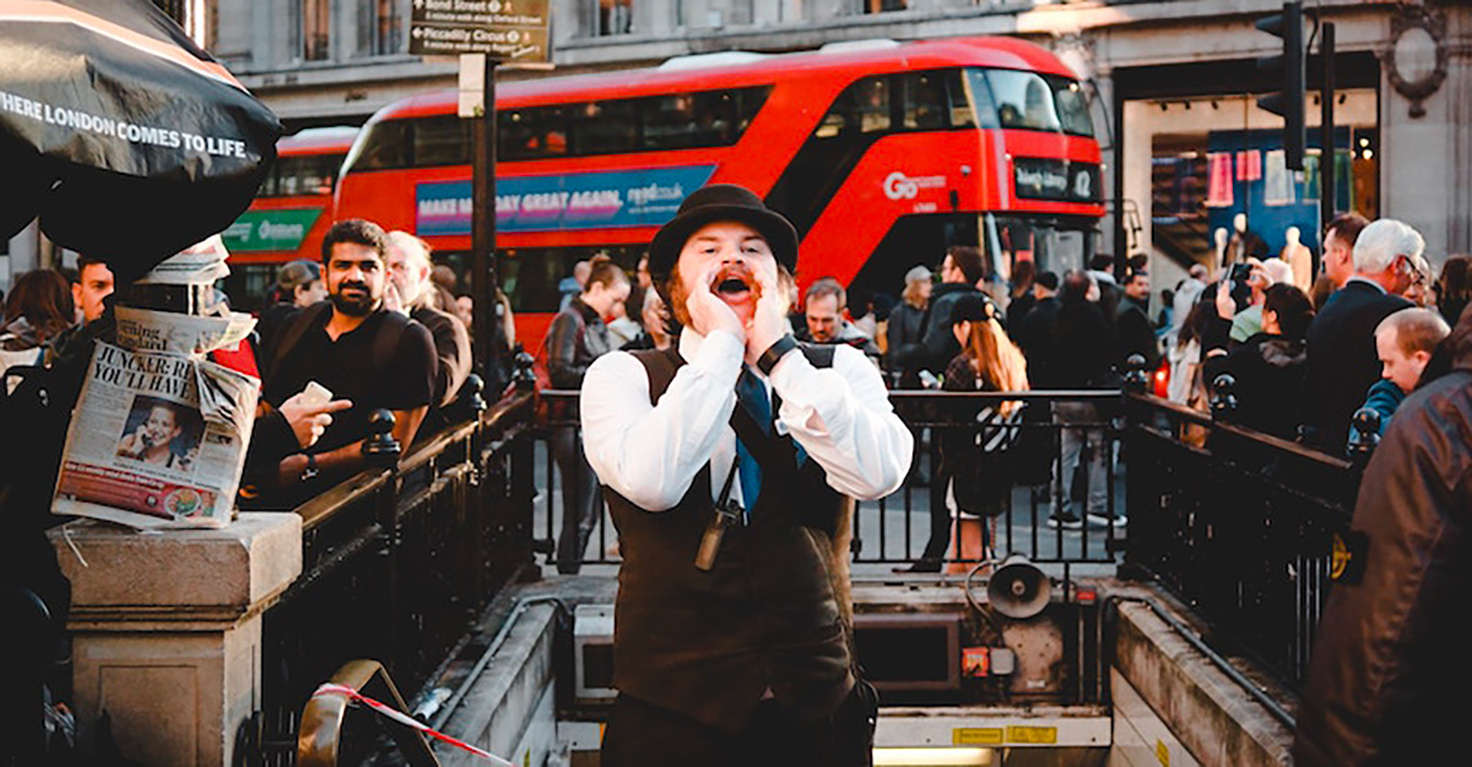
[940,294,1028,569]
[884,265,933,388]
[0,269,74,369]
[1202,283,1315,440]
[1434,254,1472,326]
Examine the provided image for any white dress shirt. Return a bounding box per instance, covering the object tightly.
[581,328,913,512]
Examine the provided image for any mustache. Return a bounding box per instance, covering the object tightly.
[337,282,370,293]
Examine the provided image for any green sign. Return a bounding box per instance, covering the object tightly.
[223,209,322,253]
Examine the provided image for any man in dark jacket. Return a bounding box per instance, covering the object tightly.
[1303,219,1421,453]
[546,260,629,573]
[917,245,985,375]
[1114,268,1160,371]
[1292,305,1472,767]
[1047,271,1115,528]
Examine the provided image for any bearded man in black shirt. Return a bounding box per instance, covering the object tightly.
[258,219,437,490]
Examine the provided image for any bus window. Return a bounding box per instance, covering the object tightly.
[499,245,644,314]
[415,115,473,167]
[988,70,1061,131]
[815,76,890,140]
[571,100,638,155]
[642,90,733,151]
[499,106,569,160]
[734,86,770,133]
[351,119,411,171]
[944,69,980,129]
[259,153,344,197]
[1054,80,1094,137]
[901,72,947,130]
[978,69,1094,137]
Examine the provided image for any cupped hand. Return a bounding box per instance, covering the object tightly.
[745,258,788,366]
[685,262,746,342]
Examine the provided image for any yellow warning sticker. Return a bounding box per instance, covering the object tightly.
[953,727,1004,745]
[1156,739,1171,766]
[1006,726,1058,744]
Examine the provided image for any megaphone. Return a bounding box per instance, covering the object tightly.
[986,554,1052,619]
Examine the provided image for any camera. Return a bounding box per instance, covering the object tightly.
[1229,262,1253,283]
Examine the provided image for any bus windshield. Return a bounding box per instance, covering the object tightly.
[967,68,1094,137]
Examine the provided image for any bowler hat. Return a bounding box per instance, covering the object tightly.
[648,184,799,283]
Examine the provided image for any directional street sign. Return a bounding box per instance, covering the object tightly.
[409,0,550,62]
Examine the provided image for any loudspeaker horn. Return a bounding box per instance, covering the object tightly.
[986,554,1052,619]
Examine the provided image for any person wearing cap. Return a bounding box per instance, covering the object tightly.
[580,183,912,765]
[918,245,986,374]
[884,264,932,388]
[256,259,326,360]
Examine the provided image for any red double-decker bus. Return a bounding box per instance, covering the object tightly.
[222,125,359,311]
[333,37,1105,346]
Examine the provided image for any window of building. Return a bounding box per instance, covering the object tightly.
[862,0,907,13]
[597,0,633,36]
[359,0,403,56]
[302,0,331,61]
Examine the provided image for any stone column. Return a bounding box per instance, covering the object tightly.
[49,513,302,767]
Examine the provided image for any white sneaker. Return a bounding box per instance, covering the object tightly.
[1086,512,1127,527]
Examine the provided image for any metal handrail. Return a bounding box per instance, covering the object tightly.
[297,659,439,767]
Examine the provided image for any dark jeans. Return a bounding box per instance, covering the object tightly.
[551,426,602,574]
[601,686,875,767]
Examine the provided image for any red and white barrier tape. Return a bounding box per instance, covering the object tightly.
[312,683,516,766]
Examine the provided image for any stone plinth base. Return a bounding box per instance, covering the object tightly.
[49,512,302,767]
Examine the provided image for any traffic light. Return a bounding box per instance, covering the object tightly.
[1257,1,1305,170]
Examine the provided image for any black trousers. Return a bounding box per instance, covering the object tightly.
[601,687,874,767]
[550,426,602,574]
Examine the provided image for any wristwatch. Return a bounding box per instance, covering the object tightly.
[757,334,798,376]
[300,453,319,483]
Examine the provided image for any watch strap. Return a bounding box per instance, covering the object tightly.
[757,334,798,376]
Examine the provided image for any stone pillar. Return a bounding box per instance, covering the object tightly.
[49,513,302,767]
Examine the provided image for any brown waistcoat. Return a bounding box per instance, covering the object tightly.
[604,345,853,731]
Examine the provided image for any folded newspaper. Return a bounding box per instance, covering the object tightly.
[52,342,259,529]
[52,234,263,529]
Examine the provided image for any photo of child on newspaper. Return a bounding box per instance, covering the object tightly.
[116,395,203,472]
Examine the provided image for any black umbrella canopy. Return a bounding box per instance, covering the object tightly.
[0,0,281,283]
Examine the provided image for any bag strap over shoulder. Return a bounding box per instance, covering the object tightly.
[265,302,331,382]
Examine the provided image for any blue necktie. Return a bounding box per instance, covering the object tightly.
[735,367,770,514]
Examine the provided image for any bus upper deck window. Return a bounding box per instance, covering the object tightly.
[570,100,638,155]
[988,70,1061,131]
[352,120,411,171]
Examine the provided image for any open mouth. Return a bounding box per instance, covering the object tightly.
[711,269,755,299]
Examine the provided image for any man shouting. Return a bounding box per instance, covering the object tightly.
[581,184,912,766]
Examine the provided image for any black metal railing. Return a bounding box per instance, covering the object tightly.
[1121,390,1362,687]
[245,387,540,764]
[536,387,1128,573]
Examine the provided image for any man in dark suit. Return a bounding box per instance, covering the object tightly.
[1304,218,1424,453]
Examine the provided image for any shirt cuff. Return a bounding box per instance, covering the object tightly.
[692,329,746,377]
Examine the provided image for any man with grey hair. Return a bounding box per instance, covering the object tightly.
[386,230,472,412]
[1304,218,1421,452]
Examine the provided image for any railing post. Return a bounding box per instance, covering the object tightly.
[1348,407,1381,470]
[363,409,401,465]
[1122,353,1151,395]
[1210,373,1238,423]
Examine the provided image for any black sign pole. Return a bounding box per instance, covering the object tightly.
[472,58,500,389]
[1319,21,1336,263]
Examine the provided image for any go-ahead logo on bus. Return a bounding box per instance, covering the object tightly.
[415,165,718,236]
[882,171,946,201]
